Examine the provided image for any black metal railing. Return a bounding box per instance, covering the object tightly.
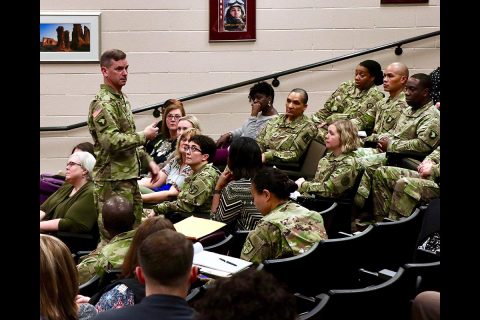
[40,30,439,132]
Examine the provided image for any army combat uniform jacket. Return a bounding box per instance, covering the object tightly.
[77,229,136,285]
[299,151,360,198]
[241,201,327,265]
[256,114,317,164]
[352,92,408,143]
[153,163,220,217]
[87,84,153,181]
[312,81,384,125]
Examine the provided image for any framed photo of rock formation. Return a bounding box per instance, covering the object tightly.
[40,12,101,63]
[209,0,256,42]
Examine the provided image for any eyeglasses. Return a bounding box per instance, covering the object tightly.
[66,161,82,168]
[183,145,203,153]
[166,114,182,120]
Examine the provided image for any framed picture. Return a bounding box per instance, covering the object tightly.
[381,0,428,3]
[209,0,256,42]
[40,11,101,63]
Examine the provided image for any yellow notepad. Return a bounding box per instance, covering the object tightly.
[174,216,226,240]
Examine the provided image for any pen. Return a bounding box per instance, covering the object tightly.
[219,257,237,266]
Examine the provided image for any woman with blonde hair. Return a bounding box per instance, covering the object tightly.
[40,234,97,320]
[295,120,361,198]
[141,128,201,203]
[40,151,97,234]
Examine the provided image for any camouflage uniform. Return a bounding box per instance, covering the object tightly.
[241,201,328,265]
[354,101,440,207]
[351,92,408,143]
[299,151,360,198]
[311,80,384,142]
[372,146,440,220]
[153,163,220,219]
[88,84,153,242]
[77,229,136,285]
[256,114,317,164]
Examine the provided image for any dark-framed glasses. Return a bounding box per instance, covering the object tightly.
[166,114,182,120]
[66,161,82,168]
[184,145,202,153]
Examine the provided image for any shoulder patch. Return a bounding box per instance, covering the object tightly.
[341,176,351,187]
[92,106,103,119]
[429,130,438,139]
[242,238,254,254]
[189,184,199,195]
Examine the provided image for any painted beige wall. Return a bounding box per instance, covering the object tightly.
[40,0,440,173]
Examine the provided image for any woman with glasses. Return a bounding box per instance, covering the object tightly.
[40,151,97,234]
[145,99,186,168]
[141,128,200,204]
[150,135,220,222]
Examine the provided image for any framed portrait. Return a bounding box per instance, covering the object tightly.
[381,0,428,3]
[209,0,256,42]
[40,11,101,63]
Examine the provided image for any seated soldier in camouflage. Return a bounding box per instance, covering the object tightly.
[256,88,317,165]
[351,62,409,145]
[372,145,440,221]
[241,167,327,265]
[150,135,220,222]
[295,120,361,198]
[354,73,440,209]
[77,195,136,285]
[311,60,384,142]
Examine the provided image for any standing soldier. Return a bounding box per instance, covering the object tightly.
[256,88,317,165]
[88,49,160,246]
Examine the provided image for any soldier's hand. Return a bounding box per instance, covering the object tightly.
[377,137,389,152]
[295,177,306,189]
[144,123,159,140]
[317,122,328,129]
[148,161,161,184]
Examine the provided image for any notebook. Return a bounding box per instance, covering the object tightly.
[174,216,226,240]
[193,242,252,277]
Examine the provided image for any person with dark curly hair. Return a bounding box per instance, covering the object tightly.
[194,269,297,320]
[241,167,327,264]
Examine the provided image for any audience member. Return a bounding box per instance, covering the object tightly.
[216,81,278,147]
[256,88,317,165]
[87,49,159,244]
[352,62,409,144]
[311,59,384,142]
[214,81,277,167]
[40,151,97,234]
[79,217,175,312]
[77,195,136,285]
[372,146,440,221]
[354,73,440,209]
[145,99,185,167]
[224,0,246,31]
[40,141,95,205]
[92,229,196,320]
[241,167,327,264]
[429,67,440,106]
[40,234,97,320]
[211,137,263,231]
[295,120,361,198]
[411,291,440,320]
[176,115,202,137]
[194,269,297,320]
[140,128,199,203]
[151,135,220,222]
